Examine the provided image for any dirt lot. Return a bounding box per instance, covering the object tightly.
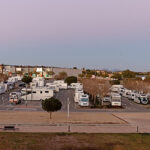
[0,111,125,124]
[0,133,150,150]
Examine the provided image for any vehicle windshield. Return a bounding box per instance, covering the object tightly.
[141,97,148,101]
[80,98,88,102]
[112,98,121,102]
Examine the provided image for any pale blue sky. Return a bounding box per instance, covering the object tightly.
[0,0,150,71]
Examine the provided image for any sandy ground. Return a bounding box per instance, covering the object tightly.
[113,112,150,133]
[0,111,125,125]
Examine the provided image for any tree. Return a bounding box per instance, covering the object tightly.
[55,72,67,80]
[122,70,136,79]
[65,76,77,85]
[22,76,32,84]
[81,78,111,105]
[0,73,8,82]
[42,97,62,119]
[112,73,122,80]
[110,80,120,85]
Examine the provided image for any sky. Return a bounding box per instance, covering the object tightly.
[0,0,150,72]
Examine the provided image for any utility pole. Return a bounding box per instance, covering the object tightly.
[67,97,70,132]
[67,98,70,119]
[25,84,27,107]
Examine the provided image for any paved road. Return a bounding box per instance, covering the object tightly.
[0,86,150,112]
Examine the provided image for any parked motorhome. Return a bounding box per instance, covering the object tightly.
[32,77,45,87]
[53,80,68,89]
[134,94,149,105]
[110,93,122,107]
[46,83,59,92]
[79,94,89,107]
[7,77,18,83]
[74,89,84,103]
[9,92,22,104]
[70,83,83,89]
[21,88,54,101]
[111,85,123,93]
[21,88,32,95]
[122,89,132,98]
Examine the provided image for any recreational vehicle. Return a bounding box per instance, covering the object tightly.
[46,83,59,92]
[110,93,122,107]
[21,88,54,101]
[134,94,149,105]
[79,94,89,107]
[70,83,83,89]
[32,77,45,87]
[74,89,84,103]
[9,92,22,104]
[111,85,123,93]
[53,80,68,89]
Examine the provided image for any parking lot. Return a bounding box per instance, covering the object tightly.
[0,84,150,112]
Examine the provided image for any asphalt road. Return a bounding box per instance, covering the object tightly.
[0,84,150,112]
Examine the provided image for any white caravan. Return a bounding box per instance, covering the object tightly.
[21,88,32,95]
[111,85,123,93]
[53,80,68,89]
[74,89,84,103]
[46,83,59,92]
[9,92,22,104]
[70,83,83,89]
[134,94,149,105]
[122,89,132,98]
[7,77,18,83]
[110,93,122,107]
[30,82,38,88]
[32,77,45,87]
[21,88,54,101]
[79,94,89,107]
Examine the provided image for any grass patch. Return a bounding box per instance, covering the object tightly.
[0,133,150,150]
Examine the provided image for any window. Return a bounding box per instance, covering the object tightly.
[32,91,36,94]
[45,91,49,93]
[40,91,42,94]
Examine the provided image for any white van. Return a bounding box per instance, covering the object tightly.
[9,92,22,104]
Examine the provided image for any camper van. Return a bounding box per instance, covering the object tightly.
[134,94,149,105]
[70,83,83,89]
[32,77,45,87]
[74,89,84,103]
[110,93,122,107]
[46,83,59,92]
[21,88,54,101]
[53,80,68,89]
[111,85,123,93]
[9,92,22,104]
[79,94,89,107]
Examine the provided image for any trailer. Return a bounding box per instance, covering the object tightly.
[70,83,83,89]
[21,87,54,101]
[32,77,45,87]
[111,85,123,93]
[53,80,68,89]
[46,83,59,92]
